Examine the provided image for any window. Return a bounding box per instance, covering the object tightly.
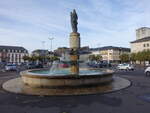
[143,44,146,47]
[147,43,149,47]
[141,28,145,34]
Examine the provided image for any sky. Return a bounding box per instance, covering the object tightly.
[0,0,150,52]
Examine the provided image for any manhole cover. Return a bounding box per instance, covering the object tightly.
[138,94,150,102]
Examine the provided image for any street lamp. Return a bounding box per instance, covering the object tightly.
[48,37,54,52]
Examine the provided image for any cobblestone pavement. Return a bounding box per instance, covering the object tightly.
[0,68,150,113]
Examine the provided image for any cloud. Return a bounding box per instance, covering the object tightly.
[0,0,150,52]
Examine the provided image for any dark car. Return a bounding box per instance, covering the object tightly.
[35,64,43,68]
[27,63,36,69]
[27,63,43,69]
[102,62,111,67]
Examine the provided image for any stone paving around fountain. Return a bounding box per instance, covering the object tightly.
[0,68,150,113]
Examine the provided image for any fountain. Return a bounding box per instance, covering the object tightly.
[2,10,131,96]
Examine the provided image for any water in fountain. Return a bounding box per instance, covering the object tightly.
[50,61,60,72]
[30,60,108,76]
[48,60,66,75]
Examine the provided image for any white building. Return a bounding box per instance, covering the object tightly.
[131,27,150,53]
[0,45,28,64]
[90,46,130,63]
[136,27,150,40]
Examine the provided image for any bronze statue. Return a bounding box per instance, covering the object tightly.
[70,9,78,33]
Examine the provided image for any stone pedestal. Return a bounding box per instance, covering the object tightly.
[70,55,79,75]
[69,32,80,75]
[70,32,80,48]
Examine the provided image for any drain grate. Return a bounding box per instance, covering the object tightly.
[138,94,150,102]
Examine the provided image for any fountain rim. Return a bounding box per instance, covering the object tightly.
[20,68,114,79]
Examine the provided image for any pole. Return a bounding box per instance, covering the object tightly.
[48,38,54,52]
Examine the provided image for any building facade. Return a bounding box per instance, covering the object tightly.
[32,49,50,57]
[131,27,150,53]
[54,47,70,57]
[136,27,150,40]
[90,46,130,63]
[0,45,28,64]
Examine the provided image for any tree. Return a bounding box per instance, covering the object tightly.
[22,55,30,61]
[136,50,150,65]
[130,53,137,64]
[136,51,144,64]
[142,50,150,61]
[52,56,60,61]
[47,56,60,62]
[89,55,95,61]
[119,54,130,63]
[89,54,102,62]
[95,55,102,61]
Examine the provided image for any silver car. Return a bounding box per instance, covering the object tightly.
[145,67,150,76]
[117,63,134,71]
[5,64,17,71]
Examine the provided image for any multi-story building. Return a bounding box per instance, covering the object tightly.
[90,46,130,63]
[0,45,28,64]
[131,27,150,53]
[32,49,50,57]
[136,27,150,40]
[54,47,70,57]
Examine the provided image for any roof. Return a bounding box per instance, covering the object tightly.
[32,50,54,54]
[32,49,49,53]
[136,27,150,31]
[32,49,49,55]
[130,37,150,43]
[78,51,91,55]
[0,45,27,51]
[90,46,130,52]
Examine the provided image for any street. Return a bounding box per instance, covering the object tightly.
[0,67,150,113]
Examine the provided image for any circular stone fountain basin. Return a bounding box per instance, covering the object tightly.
[20,68,114,88]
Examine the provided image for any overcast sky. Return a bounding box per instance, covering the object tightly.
[0,0,150,52]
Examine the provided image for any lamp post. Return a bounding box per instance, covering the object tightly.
[48,38,54,52]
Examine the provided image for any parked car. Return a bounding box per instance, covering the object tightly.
[59,63,69,68]
[27,63,43,69]
[27,63,36,69]
[95,62,103,68]
[87,61,111,68]
[5,64,17,71]
[101,62,112,67]
[35,64,43,68]
[145,67,150,76]
[117,63,134,71]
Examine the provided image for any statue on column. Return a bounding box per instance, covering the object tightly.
[70,9,78,33]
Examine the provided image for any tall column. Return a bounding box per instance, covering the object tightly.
[69,32,80,75]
